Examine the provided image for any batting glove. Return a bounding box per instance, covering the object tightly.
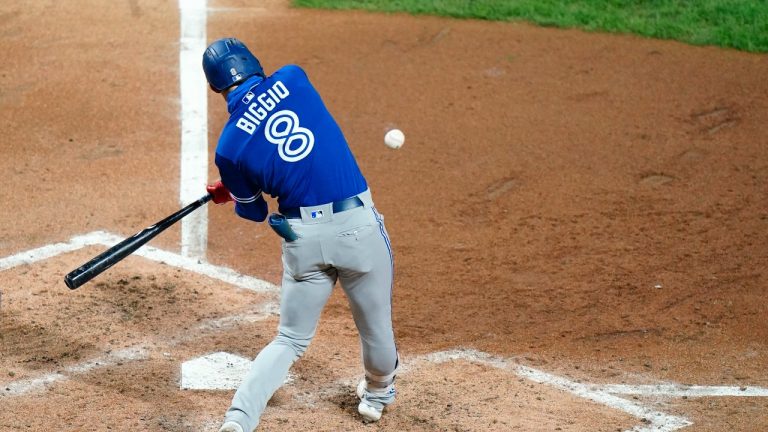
[206,180,234,204]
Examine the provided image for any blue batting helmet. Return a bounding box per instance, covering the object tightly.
[202,38,265,93]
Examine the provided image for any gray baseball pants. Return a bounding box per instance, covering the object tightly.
[223,189,398,431]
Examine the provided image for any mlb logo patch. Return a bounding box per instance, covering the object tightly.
[311,210,324,219]
[242,92,255,104]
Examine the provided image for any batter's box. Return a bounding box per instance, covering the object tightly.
[0,231,278,398]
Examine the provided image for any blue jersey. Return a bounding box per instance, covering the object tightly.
[214,65,368,222]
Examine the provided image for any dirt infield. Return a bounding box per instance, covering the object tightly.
[1,1,767,431]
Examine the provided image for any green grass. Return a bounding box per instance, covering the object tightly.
[292,0,768,53]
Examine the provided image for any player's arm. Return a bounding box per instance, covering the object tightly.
[214,153,268,222]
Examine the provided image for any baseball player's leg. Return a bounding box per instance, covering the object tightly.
[223,248,336,431]
[335,207,398,389]
[343,265,397,381]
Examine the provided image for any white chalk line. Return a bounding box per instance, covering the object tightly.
[515,366,691,432]
[597,384,768,398]
[0,239,84,271]
[412,349,691,432]
[178,0,209,259]
[422,349,768,430]
[1,347,148,397]
[0,231,278,294]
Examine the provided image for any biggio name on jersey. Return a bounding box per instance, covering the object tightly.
[236,80,290,135]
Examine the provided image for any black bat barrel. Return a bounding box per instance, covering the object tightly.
[64,194,213,290]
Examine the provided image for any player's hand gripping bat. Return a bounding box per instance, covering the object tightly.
[64,193,213,290]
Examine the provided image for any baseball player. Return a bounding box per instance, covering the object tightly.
[202,38,400,432]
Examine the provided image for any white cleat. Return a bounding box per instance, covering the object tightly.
[356,378,396,422]
[218,421,244,432]
[358,401,384,422]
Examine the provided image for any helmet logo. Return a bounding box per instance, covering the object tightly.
[230,67,237,76]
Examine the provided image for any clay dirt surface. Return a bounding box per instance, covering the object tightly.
[1,1,767,431]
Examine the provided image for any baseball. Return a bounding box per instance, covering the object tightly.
[384,129,405,149]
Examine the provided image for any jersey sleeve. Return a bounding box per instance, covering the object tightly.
[215,152,268,222]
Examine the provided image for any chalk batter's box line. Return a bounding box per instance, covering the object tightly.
[0,230,278,293]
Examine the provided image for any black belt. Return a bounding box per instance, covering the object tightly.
[280,196,364,219]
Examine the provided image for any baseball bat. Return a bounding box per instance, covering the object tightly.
[64,193,214,290]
